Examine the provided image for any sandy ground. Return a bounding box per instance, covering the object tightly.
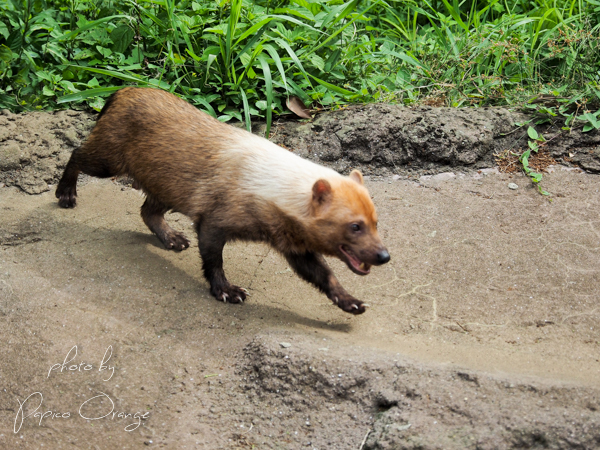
[1,168,600,448]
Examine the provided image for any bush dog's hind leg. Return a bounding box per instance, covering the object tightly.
[285,252,366,315]
[56,158,81,208]
[197,225,247,303]
[56,147,117,208]
[141,196,190,251]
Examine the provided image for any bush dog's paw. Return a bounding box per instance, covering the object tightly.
[161,231,190,251]
[212,284,247,304]
[334,295,367,315]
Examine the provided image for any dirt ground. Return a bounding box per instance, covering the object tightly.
[1,107,600,449]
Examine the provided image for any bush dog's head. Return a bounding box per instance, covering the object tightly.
[310,169,390,275]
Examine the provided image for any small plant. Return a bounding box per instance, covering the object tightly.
[578,111,600,132]
[520,126,551,196]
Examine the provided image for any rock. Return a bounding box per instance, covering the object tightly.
[0,142,26,170]
[0,110,95,193]
[508,183,518,190]
[431,172,456,182]
[1,105,599,194]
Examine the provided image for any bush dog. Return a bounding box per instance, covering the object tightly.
[56,87,390,314]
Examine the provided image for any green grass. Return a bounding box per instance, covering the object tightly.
[1,0,599,132]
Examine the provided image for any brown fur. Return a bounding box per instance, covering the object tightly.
[56,87,390,314]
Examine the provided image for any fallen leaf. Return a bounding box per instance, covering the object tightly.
[286,96,311,119]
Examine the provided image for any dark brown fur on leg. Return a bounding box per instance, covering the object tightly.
[285,252,366,314]
[197,225,247,304]
[56,147,119,208]
[141,196,190,250]
[56,159,80,208]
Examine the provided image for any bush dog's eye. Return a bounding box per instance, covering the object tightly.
[351,223,361,232]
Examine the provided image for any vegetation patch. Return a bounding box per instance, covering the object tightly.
[0,0,598,133]
[495,147,557,175]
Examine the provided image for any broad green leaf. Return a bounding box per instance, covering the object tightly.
[531,172,543,183]
[6,30,22,53]
[88,96,106,112]
[35,71,53,82]
[96,46,113,58]
[324,49,342,72]
[111,25,135,54]
[171,53,185,64]
[308,54,325,72]
[204,27,225,35]
[0,22,8,40]
[528,140,539,152]
[87,77,100,88]
[579,113,600,129]
[527,126,539,140]
[0,45,13,62]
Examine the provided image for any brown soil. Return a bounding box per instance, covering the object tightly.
[495,148,558,174]
[1,106,600,449]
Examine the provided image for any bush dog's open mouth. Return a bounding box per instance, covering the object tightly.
[339,245,371,275]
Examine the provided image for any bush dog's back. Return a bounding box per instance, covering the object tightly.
[56,87,390,314]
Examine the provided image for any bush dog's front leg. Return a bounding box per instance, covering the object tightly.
[197,226,247,304]
[285,252,366,314]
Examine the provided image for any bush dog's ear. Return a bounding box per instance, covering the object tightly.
[349,169,364,185]
[312,179,332,207]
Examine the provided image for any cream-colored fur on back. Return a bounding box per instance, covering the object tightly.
[229,131,345,217]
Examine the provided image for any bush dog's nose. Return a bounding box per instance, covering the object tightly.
[377,250,391,264]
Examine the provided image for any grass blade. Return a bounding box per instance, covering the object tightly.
[263,44,288,94]
[257,53,273,137]
[275,38,313,89]
[56,86,123,104]
[70,66,171,89]
[59,15,132,41]
[308,73,355,96]
[239,87,252,132]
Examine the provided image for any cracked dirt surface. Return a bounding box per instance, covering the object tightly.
[1,166,600,449]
